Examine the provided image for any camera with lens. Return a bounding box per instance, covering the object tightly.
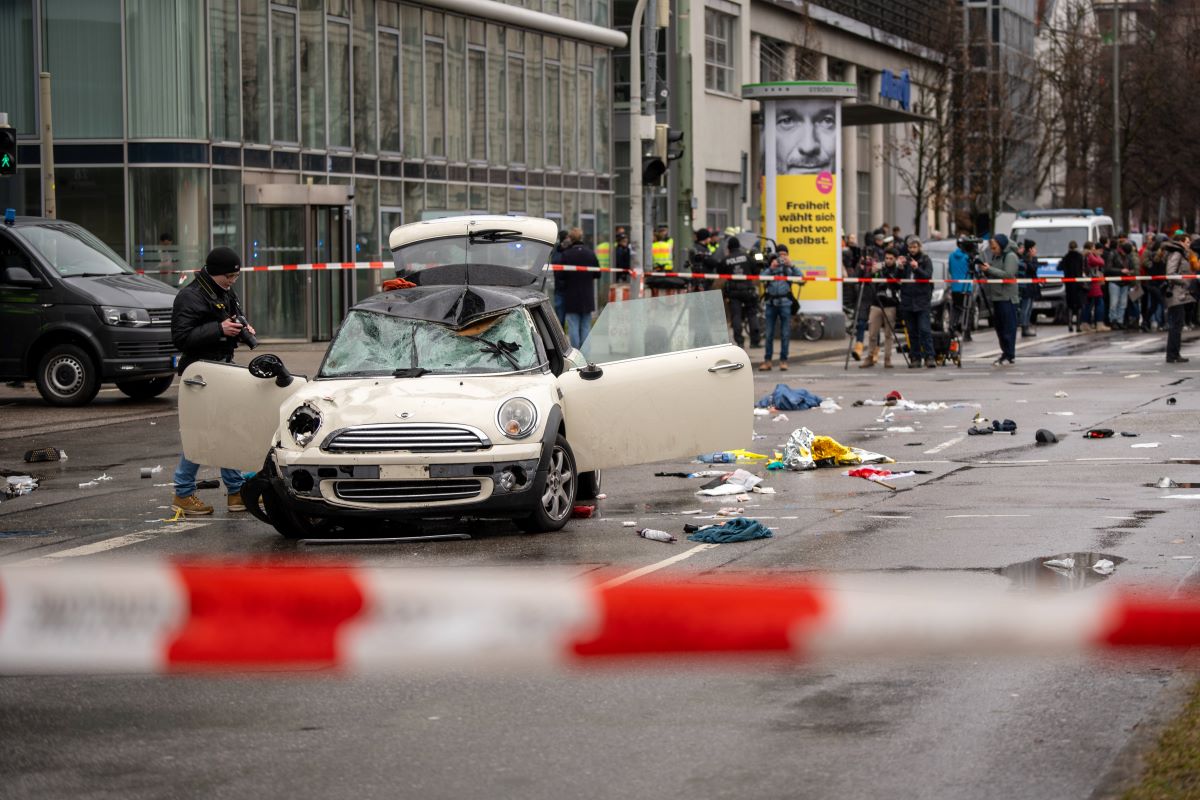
[231,313,258,350]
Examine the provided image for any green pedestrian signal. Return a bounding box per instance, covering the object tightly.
[0,127,16,177]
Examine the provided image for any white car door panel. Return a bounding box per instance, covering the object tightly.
[179,361,308,473]
[558,344,753,472]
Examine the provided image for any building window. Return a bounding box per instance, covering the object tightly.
[378,28,401,153]
[129,167,209,278]
[446,16,467,161]
[527,35,544,169]
[857,171,870,238]
[401,5,422,155]
[704,8,735,94]
[352,0,377,154]
[425,37,446,157]
[127,0,206,139]
[0,0,36,135]
[271,6,299,143]
[545,43,561,167]
[468,44,487,161]
[299,0,325,150]
[487,25,506,165]
[327,16,351,148]
[45,0,123,138]
[706,180,737,232]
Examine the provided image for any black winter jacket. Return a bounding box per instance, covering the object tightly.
[899,252,934,312]
[553,243,600,314]
[172,271,243,374]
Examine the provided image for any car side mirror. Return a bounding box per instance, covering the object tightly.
[1,265,40,287]
[579,362,603,381]
[248,353,294,387]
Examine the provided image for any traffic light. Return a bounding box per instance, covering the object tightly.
[0,127,16,177]
[641,125,684,185]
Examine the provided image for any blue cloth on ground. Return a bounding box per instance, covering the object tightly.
[686,517,774,543]
[755,384,823,410]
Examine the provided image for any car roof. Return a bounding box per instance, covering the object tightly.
[1012,216,1113,227]
[388,215,558,251]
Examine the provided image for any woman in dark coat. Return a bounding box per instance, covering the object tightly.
[1060,240,1085,332]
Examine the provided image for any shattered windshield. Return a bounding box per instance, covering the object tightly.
[319,307,543,377]
[391,232,553,273]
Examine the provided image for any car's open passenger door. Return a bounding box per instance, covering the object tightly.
[178,360,308,472]
[558,291,753,472]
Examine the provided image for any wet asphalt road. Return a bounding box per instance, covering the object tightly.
[1,326,1199,800]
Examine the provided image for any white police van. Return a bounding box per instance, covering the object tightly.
[1010,209,1115,323]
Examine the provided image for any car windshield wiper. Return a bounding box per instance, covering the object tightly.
[468,228,522,244]
[392,367,429,378]
[459,333,522,370]
[62,272,122,278]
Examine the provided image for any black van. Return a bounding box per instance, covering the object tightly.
[0,215,178,406]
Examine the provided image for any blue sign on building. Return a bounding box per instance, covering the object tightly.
[879,69,911,111]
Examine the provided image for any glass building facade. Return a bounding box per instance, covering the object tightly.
[0,0,615,340]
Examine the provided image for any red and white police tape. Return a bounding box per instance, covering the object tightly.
[135,261,1199,285]
[0,562,1197,674]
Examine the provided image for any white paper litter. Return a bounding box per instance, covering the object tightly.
[1156,477,1179,488]
[696,483,745,497]
[886,426,916,433]
[752,486,776,494]
[724,468,763,490]
[1054,391,1069,398]
[753,408,771,416]
[622,521,637,527]
[1091,559,1115,575]
[1045,411,1074,416]
[1043,558,1076,571]
[735,493,751,502]
[773,414,789,422]
[4,476,38,497]
[819,398,842,413]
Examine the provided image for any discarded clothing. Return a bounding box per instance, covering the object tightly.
[686,517,773,543]
[967,426,994,436]
[1084,428,1115,439]
[991,419,1017,433]
[755,384,823,411]
[782,427,893,471]
[1035,429,1058,444]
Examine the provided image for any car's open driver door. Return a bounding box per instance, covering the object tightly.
[178,361,308,473]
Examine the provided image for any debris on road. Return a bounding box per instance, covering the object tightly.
[755,385,823,411]
[23,448,66,463]
[686,517,773,543]
[1045,411,1074,416]
[1035,429,1059,444]
[716,507,745,517]
[140,465,164,479]
[1092,559,1115,575]
[1084,429,1115,439]
[78,472,113,489]
[195,479,221,490]
[753,407,771,417]
[819,398,842,414]
[968,426,994,435]
[571,505,595,518]
[1156,477,1178,488]
[1054,391,1070,398]
[782,427,894,471]
[4,475,38,498]
[992,419,1017,434]
[1121,432,1139,437]
[636,528,677,543]
[773,414,789,422]
[886,426,916,433]
[1043,557,1076,572]
[1167,397,1177,405]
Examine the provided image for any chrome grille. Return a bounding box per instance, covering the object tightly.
[334,479,482,503]
[149,308,172,326]
[116,340,178,358]
[323,423,491,453]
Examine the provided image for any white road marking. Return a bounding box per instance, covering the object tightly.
[1125,373,1141,379]
[975,459,1049,464]
[598,543,719,589]
[945,514,1031,519]
[1075,457,1152,461]
[16,521,209,565]
[924,436,964,455]
[1162,495,1200,501]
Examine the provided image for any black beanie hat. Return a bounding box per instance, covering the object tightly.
[205,246,241,276]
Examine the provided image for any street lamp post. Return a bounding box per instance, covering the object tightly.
[1112,2,1121,229]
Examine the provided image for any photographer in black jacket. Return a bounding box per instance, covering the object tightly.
[170,246,256,516]
[898,236,936,368]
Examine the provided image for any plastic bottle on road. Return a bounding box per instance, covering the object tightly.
[696,452,734,464]
[637,528,677,543]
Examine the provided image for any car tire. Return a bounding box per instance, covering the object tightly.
[518,435,577,533]
[577,469,602,500]
[35,343,100,406]
[116,376,174,400]
[799,315,824,342]
[261,483,334,540]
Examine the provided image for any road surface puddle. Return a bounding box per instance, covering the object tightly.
[997,551,1126,591]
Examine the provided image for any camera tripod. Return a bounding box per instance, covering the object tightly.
[843,278,910,370]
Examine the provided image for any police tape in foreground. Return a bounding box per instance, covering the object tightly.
[0,562,1196,675]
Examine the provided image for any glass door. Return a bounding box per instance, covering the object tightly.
[244,205,307,340]
[310,204,352,341]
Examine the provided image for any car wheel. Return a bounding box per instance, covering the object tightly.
[116,376,174,400]
[261,484,334,540]
[577,469,602,500]
[518,435,577,533]
[35,343,100,406]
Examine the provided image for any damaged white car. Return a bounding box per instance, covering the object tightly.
[179,216,752,538]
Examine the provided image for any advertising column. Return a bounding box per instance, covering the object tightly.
[742,82,856,317]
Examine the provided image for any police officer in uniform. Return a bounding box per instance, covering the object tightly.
[722,236,761,348]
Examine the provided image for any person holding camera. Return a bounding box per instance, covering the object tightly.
[758,245,804,371]
[860,248,901,368]
[170,246,256,516]
[899,237,936,368]
[985,234,1020,365]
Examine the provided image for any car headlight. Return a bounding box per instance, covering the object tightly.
[497,397,538,439]
[98,306,151,327]
[288,403,322,447]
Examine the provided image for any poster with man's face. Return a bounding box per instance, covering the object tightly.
[762,94,842,307]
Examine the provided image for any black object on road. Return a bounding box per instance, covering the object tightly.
[1035,429,1058,444]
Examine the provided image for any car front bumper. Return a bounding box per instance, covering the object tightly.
[99,326,178,381]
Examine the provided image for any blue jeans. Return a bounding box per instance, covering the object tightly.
[553,292,567,325]
[1082,295,1103,325]
[1018,295,1034,329]
[564,311,592,349]
[902,308,934,362]
[992,299,1017,361]
[174,454,244,498]
[763,301,792,362]
[1108,283,1129,324]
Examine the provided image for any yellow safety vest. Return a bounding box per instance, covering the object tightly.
[651,238,673,271]
[596,241,611,270]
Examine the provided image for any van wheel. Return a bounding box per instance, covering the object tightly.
[116,376,174,400]
[518,435,577,533]
[35,344,100,406]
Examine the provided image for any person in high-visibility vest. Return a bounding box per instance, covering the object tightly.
[595,239,611,272]
[651,225,673,272]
